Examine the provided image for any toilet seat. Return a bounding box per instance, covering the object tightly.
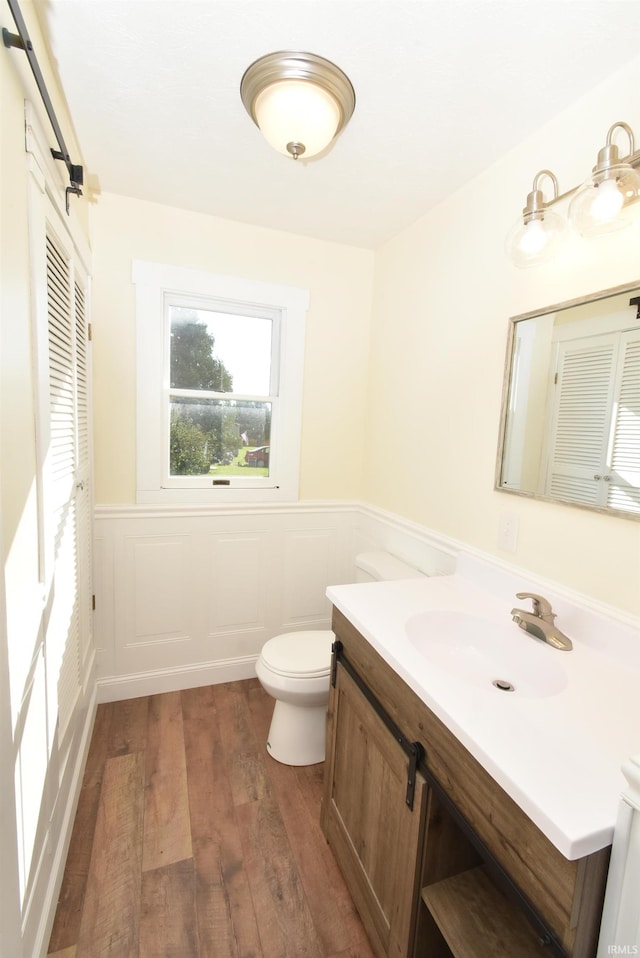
[260,630,334,679]
[255,550,424,766]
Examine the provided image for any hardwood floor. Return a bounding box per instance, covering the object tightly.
[48,679,376,958]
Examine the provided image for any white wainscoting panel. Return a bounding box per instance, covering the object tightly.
[207,533,268,634]
[94,502,461,702]
[125,535,191,643]
[283,530,335,626]
[95,505,359,700]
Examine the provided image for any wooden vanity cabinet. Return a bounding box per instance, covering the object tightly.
[321,608,610,958]
[322,659,428,957]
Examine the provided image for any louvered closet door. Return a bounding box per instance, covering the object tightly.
[607,331,640,514]
[46,230,91,741]
[545,334,618,506]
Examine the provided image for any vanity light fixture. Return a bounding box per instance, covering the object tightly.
[505,170,569,268]
[568,122,640,236]
[240,51,355,160]
[507,121,640,267]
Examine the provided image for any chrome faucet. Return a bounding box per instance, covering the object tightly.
[511,592,573,651]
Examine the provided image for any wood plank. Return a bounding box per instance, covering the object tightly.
[246,681,377,958]
[421,789,482,886]
[220,682,324,957]
[47,780,103,953]
[48,704,113,953]
[182,684,263,958]
[139,858,200,958]
[82,702,114,787]
[413,789,482,957]
[106,694,149,757]
[326,946,380,958]
[50,680,381,958]
[75,751,145,957]
[211,681,270,806]
[235,794,325,958]
[422,866,545,958]
[142,691,192,872]
[570,847,611,958]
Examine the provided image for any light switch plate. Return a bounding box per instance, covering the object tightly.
[498,512,519,553]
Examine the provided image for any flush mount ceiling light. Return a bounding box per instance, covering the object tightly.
[507,120,640,267]
[240,51,355,160]
[568,122,640,236]
[505,170,569,269]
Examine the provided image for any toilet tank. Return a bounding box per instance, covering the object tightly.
[354,551,425,583]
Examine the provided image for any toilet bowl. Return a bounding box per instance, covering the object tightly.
[256,551,425,766]
[256,630,335,766]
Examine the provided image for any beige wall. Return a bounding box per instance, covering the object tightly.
[366,56,640,615]
[90,58,640,615]
[89,193,375,504]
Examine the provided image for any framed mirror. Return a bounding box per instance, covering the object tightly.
[496,280,640,519]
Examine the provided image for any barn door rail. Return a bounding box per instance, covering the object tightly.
[3,0,83,212]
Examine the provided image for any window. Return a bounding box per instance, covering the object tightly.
[134,261,309,504]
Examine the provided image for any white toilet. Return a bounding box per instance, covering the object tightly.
[255,550,425,766]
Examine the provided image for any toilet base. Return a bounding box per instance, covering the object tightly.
[266,700,327,766]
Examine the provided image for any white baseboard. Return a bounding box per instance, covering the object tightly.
[96,654,260,703]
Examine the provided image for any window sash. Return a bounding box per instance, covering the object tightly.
[134,260,308,504]
[162,292,281,490]
[165,291,281,397]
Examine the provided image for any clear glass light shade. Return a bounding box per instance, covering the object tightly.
[254,80,341,158]
[505,209,569,268]
[568,164,640,236]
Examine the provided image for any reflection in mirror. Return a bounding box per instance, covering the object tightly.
[497,281,640,519]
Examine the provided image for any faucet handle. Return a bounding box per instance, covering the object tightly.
[515,592,555,620]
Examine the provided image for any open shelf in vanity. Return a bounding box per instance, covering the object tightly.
[415,783,556,958]
[421,866,544,958]
[412,753,567,958]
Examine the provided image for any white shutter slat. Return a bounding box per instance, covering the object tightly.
[553,343,614,468]
[75,282,89,471]
[46,230,83,741]
[74,279,93,666]
[548,475,600,504]
[47,235,75,511]
[546,337,617,503]
[607,335,640,514]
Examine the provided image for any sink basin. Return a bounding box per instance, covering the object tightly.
[405,610,568,698]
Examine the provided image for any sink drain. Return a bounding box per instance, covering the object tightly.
[493,678,515,692]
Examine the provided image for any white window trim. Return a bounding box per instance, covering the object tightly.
[133,260,309,505]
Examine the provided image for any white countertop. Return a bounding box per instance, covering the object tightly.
[326,554,640,861]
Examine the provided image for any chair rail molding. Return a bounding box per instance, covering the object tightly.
[93,500,637,702]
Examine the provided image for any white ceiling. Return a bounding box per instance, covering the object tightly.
[32,0,640,248]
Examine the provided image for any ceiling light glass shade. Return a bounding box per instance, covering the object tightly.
[254,80,341,158]
[568,122,640,236]
[506,171,569,268]
[241,51,355,160]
